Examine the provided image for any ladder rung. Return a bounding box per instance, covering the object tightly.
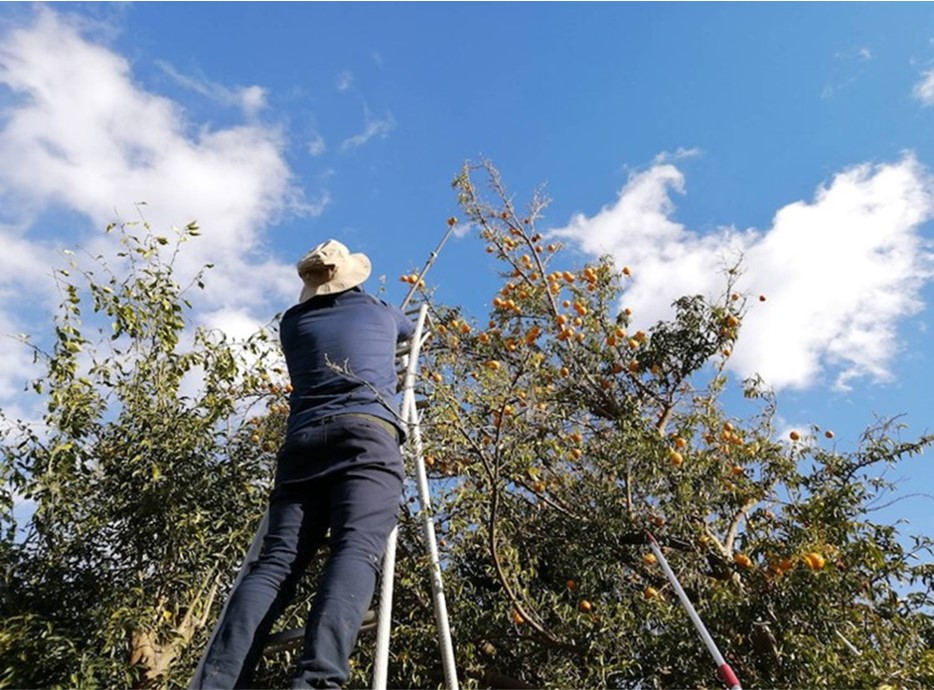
[395,335,432,358]
[404,302,435,318]
[264,609,378,655]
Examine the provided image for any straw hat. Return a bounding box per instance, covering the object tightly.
[296,240,372,302]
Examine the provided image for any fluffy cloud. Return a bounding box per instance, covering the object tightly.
[0,10,322,304]
[913,69,934,106]
[553,156,934,391]
[0,8,321,409]
[0,9,320,300]
[0,229,59,406]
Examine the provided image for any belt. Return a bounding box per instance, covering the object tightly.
[332,413,400,442]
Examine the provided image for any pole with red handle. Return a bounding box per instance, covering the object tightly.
[646,532,742,690]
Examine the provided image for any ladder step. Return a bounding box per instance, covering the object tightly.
[263,609,378,655]
[395,335,432,358]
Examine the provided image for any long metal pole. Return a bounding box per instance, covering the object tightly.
[372,305,437,689]
[646,533,742,690]
[377,223,453,684]
[403,337,459,689]
[400,221,458,310]
[373,306,459,689]
[371,527,399,690]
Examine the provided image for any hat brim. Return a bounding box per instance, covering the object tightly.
[299,252,371,302]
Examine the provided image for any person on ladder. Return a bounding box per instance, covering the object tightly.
[197,240,414,689]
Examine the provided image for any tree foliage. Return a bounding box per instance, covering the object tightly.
[382,161,934,689]
[1,168,932,690]
[0,222,287,688]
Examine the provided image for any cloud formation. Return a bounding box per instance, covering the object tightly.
[652,147,702,165]
[553,156,934,391]
[308,130,327,156]
[822,46,873,100]
[0,8,320,408]
[913,69,934,106]
[156,60,268,118]
[341,109,395,151]
[0,8,337,294]
[336,70,353,92]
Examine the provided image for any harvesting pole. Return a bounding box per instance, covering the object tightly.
[646,532,742,690]
[400,218,458,310]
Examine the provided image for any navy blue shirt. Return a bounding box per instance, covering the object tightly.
[279,287,415,440]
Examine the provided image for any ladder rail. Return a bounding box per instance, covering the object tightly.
[374,303,461,690]
[371,523,399,690]
[403,391,459,690]
[371,307,429,689]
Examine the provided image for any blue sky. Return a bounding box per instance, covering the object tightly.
[1,4,932,537]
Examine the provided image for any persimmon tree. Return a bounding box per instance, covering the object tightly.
[1,167,932,690]
[0,222,291,688]
[380,161,934,689]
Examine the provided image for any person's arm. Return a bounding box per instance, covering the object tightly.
[386,302,415,342]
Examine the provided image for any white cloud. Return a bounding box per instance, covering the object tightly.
[0,331,41,402]
[336,70,353,92]
[822,75,860,100]
[833,47,873,62]
[341,109,395,151]
[823,47,873,100]
[913,69,934,106]
[452,221,473,240]
[652,147,702,165]
[0,8,323,408]
[553,155,934,392]
[0,230,50,292]
[0,230,59,408]
[308,130,327,156]
[156,60,268,118]
[202,307,273,342]
[0,8,321,297]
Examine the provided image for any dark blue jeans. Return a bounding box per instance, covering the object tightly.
[199,415,404,689]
